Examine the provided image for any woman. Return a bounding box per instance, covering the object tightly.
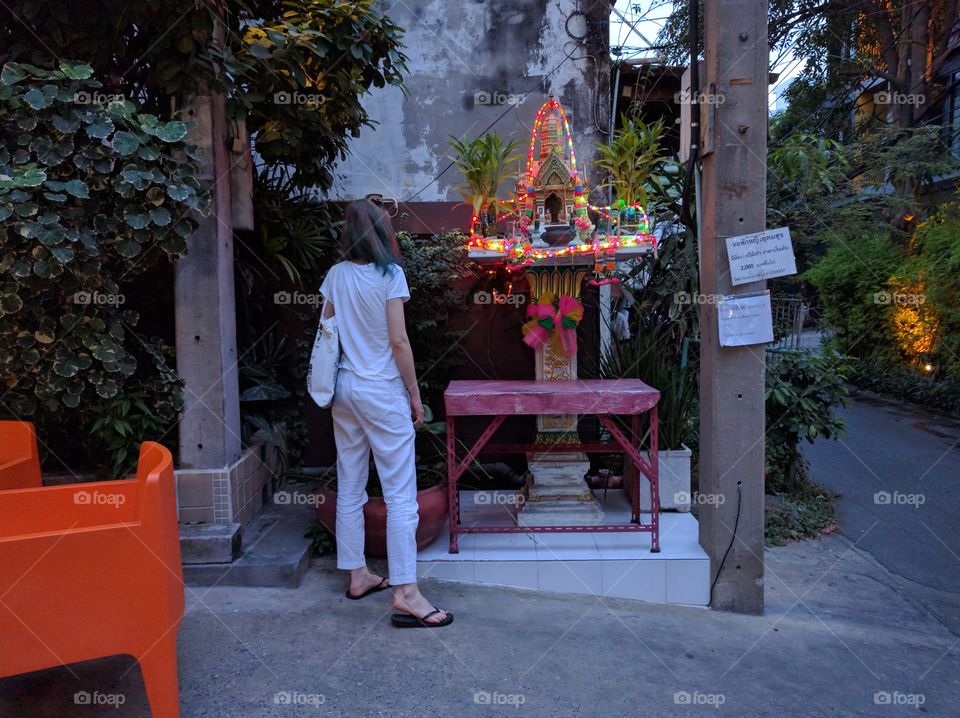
[318,199,453,628]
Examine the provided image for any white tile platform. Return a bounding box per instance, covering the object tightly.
[416,490,710,606]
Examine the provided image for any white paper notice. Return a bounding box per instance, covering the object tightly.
[725,227,797,285]
[717,292,774,347]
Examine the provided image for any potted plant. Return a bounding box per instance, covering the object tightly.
[313,409,449,556]
[448,132,522,237]
[594,115,671,234]
[598,324,697,511]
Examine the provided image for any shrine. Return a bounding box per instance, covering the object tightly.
[418,97,710,605]
[461,97,657,527]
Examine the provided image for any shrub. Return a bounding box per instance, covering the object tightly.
[805,233,901,362]
[397,229,478,398]
[765,350,851,493]
[846,359,960,414]
[909,205,960,377]
[0,61,204,473]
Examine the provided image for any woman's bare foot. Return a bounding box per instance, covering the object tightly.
[392,583,448,624]
[348,566,387,597]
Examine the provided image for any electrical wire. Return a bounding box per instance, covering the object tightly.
[403,46,580,202]
[710,481,742,599]
[407,3,620,201]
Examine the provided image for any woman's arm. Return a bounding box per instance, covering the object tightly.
[386,297,424,428]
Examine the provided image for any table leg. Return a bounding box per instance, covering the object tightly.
[597,413,660,553]
[630,413,641,524]
[447,416,458,554]
[446,414,506,555]
[650,405,660,553]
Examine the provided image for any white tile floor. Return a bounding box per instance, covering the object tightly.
[417,490,710,606]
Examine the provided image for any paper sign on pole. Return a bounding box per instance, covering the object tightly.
[717,292,774,347]
[725,227,797,285]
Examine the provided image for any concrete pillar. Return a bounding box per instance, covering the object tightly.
[174,92,241,470]
[697,0,768,613]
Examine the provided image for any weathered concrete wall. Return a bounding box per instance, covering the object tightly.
[332,0,611,204]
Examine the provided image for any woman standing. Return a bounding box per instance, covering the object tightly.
[319,199,452,628]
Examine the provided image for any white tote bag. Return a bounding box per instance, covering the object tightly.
[307,297,340,408]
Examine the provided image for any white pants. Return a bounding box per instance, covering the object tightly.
[331,369,419,585]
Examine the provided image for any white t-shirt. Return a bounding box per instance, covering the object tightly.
[319,260,410,380]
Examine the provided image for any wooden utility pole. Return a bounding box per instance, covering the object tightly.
[697,0,769,614]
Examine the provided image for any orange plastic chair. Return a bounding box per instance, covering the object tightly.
[0,420,42,490]
[0,421,185,717]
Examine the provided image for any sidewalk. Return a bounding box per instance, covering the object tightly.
[2,533,958,716]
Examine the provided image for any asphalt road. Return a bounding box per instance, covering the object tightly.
[804,390,960,636]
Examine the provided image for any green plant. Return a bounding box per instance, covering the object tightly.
[846,358,960,414]
[765,350,851,493]
[252,179,338,284]
[907,205,960,377]
[448,132,522,235]
[597,324,698,450]
[0,61,203,468]
[397,229,479,397]
[236,322,314,477]
[2,0,408,192]
[305,519,335,556]
[594,115,671,213]
[765,479,838,546]
[805,233,902,361]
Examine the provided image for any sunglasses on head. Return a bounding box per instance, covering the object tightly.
[365,193,398,216]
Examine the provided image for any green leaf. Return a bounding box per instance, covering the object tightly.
[1,63,27,85]
[58,61,94,80]
[154,121,188,143]
[149,207,172,226]
[18,166,47,187]
[115,238,142,257]
[85,116,115,139]
[50,246,75,263]
[23,88,50,109]
[53,357,81,377]
[52,113,82,134]
[166,184,191,201]
[122,208,150,229]
[112,131,141,155]
[0,293,23,315]
[64,179,89,198]
[107,99,136,118]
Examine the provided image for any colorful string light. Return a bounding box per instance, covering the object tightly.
[467,234,655,259]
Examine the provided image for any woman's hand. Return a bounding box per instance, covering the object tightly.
[409,391,425,429]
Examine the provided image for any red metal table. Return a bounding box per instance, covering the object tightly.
[444,379,661,554]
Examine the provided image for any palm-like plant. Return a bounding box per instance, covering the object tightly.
[595,115,670,214]
[449,132,522,235]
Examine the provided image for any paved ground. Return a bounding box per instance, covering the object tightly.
[2,530,959,717]
[805,390,960,637]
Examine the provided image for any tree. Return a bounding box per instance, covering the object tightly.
[655,0,959,132]
[0,0,407,190]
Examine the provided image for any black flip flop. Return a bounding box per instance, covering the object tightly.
[345,577,390,600]
[390,608,454,628]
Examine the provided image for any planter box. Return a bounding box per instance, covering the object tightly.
[624,445,692,513]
